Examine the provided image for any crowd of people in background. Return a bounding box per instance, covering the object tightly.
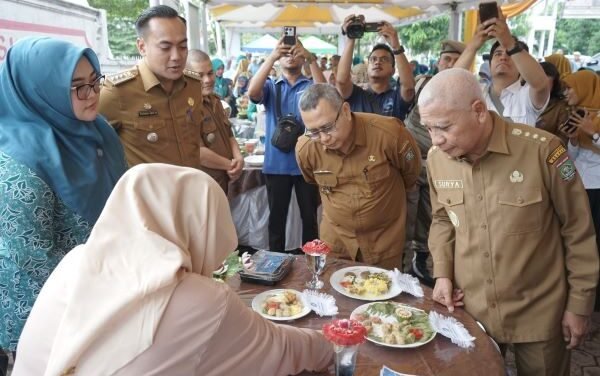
[1,3,600,376]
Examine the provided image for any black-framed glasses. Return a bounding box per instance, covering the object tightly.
[71,75,105,100]
[305,104,343,140]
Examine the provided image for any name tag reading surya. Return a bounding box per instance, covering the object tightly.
[434,180,463,189]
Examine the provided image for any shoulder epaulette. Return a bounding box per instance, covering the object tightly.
[106,68,138,86]
[184,69,202,81]
[509,126,549,143]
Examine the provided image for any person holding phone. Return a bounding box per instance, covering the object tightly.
[453,5,550,126]
[247,29,325,253]
[562,71,600,309]
[336,15,415,120]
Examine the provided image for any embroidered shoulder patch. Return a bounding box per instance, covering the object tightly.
[106,69,138,86]
[547,145,567,165]
[557,158,576,181]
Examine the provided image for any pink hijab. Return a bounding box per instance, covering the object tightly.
[40,164,238,376]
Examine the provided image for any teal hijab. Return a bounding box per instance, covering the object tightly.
[212,58,229,99]
[0,37,127,224]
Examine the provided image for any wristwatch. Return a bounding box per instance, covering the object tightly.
[506,44,523,56]
[592,133,599,142]
[392,46,405,55]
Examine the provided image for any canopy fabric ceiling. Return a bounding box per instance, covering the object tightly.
[209,0,539,33]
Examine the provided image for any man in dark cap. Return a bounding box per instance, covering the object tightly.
[402,39,466,286]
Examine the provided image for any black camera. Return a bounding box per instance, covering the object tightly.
[345,17,382,39]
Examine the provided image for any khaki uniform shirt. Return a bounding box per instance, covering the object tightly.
[199,94,235,193]
[296,112,421,267]
[427,112,599,343]
[99,61,204,168]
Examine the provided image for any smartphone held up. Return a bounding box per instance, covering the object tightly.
[283,26,296,46]
[562,109,587,134]
[479,1,499,24]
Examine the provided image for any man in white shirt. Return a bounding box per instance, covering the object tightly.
[454,12,550,126]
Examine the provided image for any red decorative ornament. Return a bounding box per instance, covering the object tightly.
[302,239,331,256]
[322,319,367,347]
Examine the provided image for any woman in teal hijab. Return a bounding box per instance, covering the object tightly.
[0,37,127,352]
[212,58,233,100]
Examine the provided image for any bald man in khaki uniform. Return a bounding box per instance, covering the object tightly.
[421,69,598,376]
[98,5,204,169]
[297,84,420,268]
[187,49,244,194]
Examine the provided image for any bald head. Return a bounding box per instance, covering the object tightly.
[187,49,211,66]
[419,68,485,111]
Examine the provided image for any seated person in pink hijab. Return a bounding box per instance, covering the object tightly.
[13,164,333,376]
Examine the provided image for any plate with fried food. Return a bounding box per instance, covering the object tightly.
[330,266,401,301]
[351,302,436,348]
[252,289,311,321]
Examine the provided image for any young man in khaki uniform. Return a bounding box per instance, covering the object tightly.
[187,49,244,194]
[297,84,420,268]
[99,5,204,169]
[421,69,598,375]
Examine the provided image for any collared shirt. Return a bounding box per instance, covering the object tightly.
[253,76,312,175]
[482,80,548,126]
[568,141,600,189]
[427,112,598,343]
[199,94,235,192]
[296,112,421,267]
[99,61,204,168]
[345,80,412,120]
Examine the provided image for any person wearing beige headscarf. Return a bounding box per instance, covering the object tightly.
[544,53,572,79]
[13,164,333,376]
[562,70,600,310]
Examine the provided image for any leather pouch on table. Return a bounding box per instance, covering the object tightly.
[239,250,295,285]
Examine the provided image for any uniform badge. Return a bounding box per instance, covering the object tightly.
[138,109,158,117]
[509,170,523,183]
[547,145,567,165]
[320,186,332,195]
[143,103,152,110]
[447,210,460,228]
[147,132,158,143]
[368,155,376,162]
[188,97,195,106]
[405,149,415,161]
[558,158,576,181]
[206,132,216,144]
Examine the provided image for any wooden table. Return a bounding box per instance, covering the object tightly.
[227,257,506,376]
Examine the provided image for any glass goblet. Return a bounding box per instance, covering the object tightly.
[305,252,326,289]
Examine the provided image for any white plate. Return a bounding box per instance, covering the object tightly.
[244,155,264,167]
[350,302,436,348]
[251,289,311,321]
[330,266,402,301]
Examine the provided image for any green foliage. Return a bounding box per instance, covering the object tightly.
[555,18,600,55]
[89,0,148,57]
[398,16,449,55]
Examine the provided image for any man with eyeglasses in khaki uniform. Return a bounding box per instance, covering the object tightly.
[296,84,420,268]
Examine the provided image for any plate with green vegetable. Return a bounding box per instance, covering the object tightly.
[350,302,436,348]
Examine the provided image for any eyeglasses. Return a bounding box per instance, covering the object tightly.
[368,56,391,64]
[71,75,105,100]
[305,104,343,140]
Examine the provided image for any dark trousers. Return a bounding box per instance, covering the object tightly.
[586,189,600,311]
[264,174,319,251]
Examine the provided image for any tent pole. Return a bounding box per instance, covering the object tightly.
[448,1,461,40]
